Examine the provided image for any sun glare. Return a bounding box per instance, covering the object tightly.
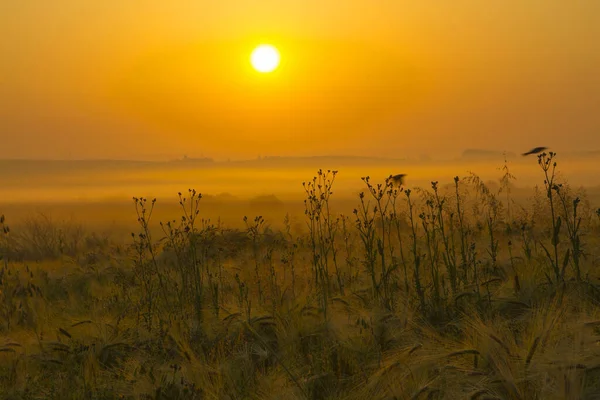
[250,44,280,73]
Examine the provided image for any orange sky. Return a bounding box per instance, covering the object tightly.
[1,1,599,160]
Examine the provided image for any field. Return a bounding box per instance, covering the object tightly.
[2,153,600,399]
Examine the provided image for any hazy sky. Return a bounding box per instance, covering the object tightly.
[1,1,599,160]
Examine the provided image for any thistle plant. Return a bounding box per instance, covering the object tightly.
[340,214,358,288]
[303,169,341,318]
[131,196,168,331]
[454,176,469,285]
[405,189,426,312]
[244,215,266,306]
[158,188,211,333]
[498,152,517,223]
[0,215,9,268]
[357,175,397,307]
[389,187,409,294]
[507,239,520,293]
[431,181,458,297]
[537,152,563,283]
[282,213,298,300]
[354,190,378,299]
[467,174,502,275]
[554,184,583,281]
[419,192,442,313]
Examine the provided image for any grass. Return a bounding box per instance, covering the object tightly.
[1,153,600,399]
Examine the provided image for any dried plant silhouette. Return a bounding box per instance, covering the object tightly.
[522,146,548,156]
[1,153,600,399]
[390,173,407,186]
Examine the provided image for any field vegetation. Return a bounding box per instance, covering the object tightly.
[1,152,600,399]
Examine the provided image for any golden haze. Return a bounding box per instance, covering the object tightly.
[1,1,599,160]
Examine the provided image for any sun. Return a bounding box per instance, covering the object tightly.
[250,44,280,73]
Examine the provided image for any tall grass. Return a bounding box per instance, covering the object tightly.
[1,153,600,399]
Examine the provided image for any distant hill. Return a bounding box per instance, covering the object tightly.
[566,150,600,158]
[225,155,407,168]
[0,159,163,175]
[0,156,409,185]
[168,156,215,164]
[461,149,518,160]
[1,150,597,174]
[460,148,600,161]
